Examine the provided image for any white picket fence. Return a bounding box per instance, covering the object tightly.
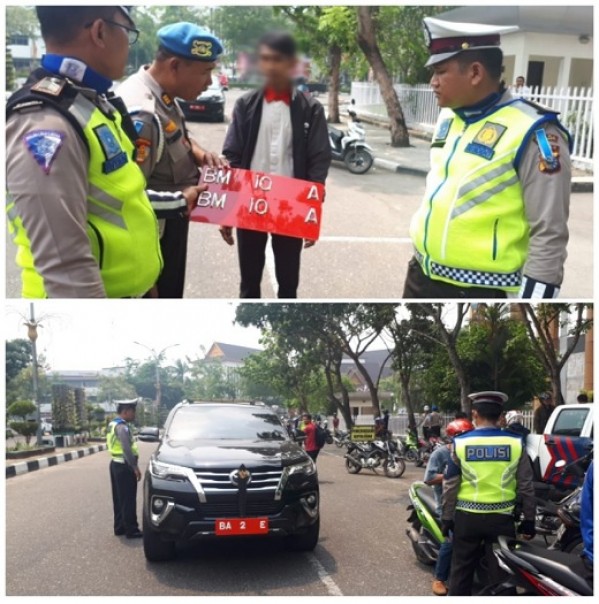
[350,82,594,168]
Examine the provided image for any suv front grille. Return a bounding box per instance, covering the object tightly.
[194,468,283,494]
[199,499,284,518]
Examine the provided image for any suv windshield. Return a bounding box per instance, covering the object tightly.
[167,406,288,441]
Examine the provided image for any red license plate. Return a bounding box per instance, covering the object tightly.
[215,518,269,536]
[191,104,206,111]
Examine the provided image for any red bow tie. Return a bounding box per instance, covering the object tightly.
[264,88,291,105]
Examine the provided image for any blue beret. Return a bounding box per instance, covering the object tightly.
[158,22,224,62]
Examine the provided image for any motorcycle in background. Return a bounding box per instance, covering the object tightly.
[345,438,406,478]
[333,430,351,448]
[328,110,374,174]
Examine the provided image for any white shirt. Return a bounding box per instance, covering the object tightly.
[250,99,293,177]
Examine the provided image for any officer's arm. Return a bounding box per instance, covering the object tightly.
[516,450,536,521]
[6,109,106,297]
[441,452,461,521]
[115,424,138,470]
[306,102,333,185]
[518,123,571,298]
[132,112,190,219]
[222,97,245,167]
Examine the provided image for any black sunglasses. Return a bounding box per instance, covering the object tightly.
[85,18,140,46]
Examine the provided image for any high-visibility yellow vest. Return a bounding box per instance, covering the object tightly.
[107,418,139,460]
[410,98,569,292]
[7,78,162,298]
[453,429,522,514]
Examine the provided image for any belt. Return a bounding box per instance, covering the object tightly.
[415,251,522,288]
[110,457,126,464]
[456,499,516,512]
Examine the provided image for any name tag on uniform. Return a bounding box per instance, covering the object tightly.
[465,444,511,461]
[93,124,128,174]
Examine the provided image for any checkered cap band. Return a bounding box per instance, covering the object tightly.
[456,499,516,512]
[415,253,522,288]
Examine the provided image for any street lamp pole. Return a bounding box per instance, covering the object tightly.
[25,303,42,446]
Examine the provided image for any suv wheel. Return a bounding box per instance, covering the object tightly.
[143,516,176,562]
[287,518,320,552]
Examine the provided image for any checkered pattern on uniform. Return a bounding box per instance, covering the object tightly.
[456,499,516,512]
[429,262,522,288]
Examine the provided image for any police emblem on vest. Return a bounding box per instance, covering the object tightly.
[93,124,128,173]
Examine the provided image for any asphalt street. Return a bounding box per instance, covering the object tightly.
[5,89,593,298]
[6,441,433,596]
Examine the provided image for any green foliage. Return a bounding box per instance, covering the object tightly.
[52,384,77,432]
[6,339,32,383]
[97,374,137,402]
[6,47,16,91]
[184,359,239,401]
[6,6,39,38]
[8,421,39,445]
[7,400,36,420]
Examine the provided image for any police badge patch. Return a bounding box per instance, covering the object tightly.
[432,118,453,148]
[93,124,128,174]
[23,130,65,174]
[465,122,507,160]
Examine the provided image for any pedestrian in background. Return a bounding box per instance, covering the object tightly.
[533,392,554,434]
[107,400,142,539]
[118,22,226,298]
[221,31,331,298]
[302,413,321,462]
[405,17,571,299]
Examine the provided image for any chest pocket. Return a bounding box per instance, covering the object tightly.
[165,128,197,182]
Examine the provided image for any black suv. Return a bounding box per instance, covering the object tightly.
[142,402,320,561]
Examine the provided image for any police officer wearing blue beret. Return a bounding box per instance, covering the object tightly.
[119,22,226,298]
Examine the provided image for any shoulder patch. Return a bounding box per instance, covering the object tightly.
[93,124,128,174]
[23,130,65,174]
[133,119,146,134]
[535,128,561,174]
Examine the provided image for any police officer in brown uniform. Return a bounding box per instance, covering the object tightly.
[118,22,226,298]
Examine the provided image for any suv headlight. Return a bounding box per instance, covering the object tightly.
[288,458,316,477]
[150,459,189,481]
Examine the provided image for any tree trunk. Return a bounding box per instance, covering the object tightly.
[356,6,410,147]
[324,360,353,429]
[399,372,416,428]
[344,348,381,417]
[327,44,341,123]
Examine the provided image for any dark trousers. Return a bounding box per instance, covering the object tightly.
[430,425,441,438]
[237,228,303,298]
[157,218,189,298]
[449,510,515,596]
[306,449,320,462]
[403,257,508,299]
[110,461,139,535]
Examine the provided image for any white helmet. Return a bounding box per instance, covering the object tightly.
[423,405,430,412]
[505,410,524,426]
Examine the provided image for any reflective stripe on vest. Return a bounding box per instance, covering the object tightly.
[7,86,163,298]
[409,99,569,291]
[453,431,522,515]
[107,418,139,460]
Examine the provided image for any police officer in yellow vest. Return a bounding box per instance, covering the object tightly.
[442,392,536,595]
[107,399,142,538]
[405,17,572,299]
[6,6,203,298]
[118,23,226,298]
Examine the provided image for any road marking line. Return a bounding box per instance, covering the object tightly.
[306,553,343,596]
[319,236,412,244]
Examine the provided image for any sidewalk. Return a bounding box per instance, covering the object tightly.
[351,115,593,192]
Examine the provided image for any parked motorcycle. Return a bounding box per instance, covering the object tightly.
[345,438,406,478]
[406,481,443,565]
[333,430,351,448]
[328,110,374,174]
[482,536,592,596]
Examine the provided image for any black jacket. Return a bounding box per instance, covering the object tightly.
[222,89,332,185]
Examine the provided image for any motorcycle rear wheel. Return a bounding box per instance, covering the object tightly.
[344,148,374,174]
[345,455,362,474]
[405,449,418,463]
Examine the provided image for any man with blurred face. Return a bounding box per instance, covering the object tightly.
[222,32,331,298]
[6,6,162,297]
[119,23,226,298]
[405,17,572,300]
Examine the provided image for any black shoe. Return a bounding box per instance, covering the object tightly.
[126,530,143,539]
[114,529,126,536]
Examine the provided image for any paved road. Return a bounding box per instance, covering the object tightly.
[6,442,433,596]
[5,89,592,298]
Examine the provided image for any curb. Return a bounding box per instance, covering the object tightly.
[373,157,594,192]
[6,444,107,479]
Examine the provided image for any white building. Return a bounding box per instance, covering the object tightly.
[8,33,45,73]
[440,6,593,89]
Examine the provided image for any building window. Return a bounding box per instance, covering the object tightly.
[9,35,29,46]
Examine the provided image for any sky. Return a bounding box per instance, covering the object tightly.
[4,300,263,371]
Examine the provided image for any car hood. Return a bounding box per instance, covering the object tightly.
[155,438,307,469]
